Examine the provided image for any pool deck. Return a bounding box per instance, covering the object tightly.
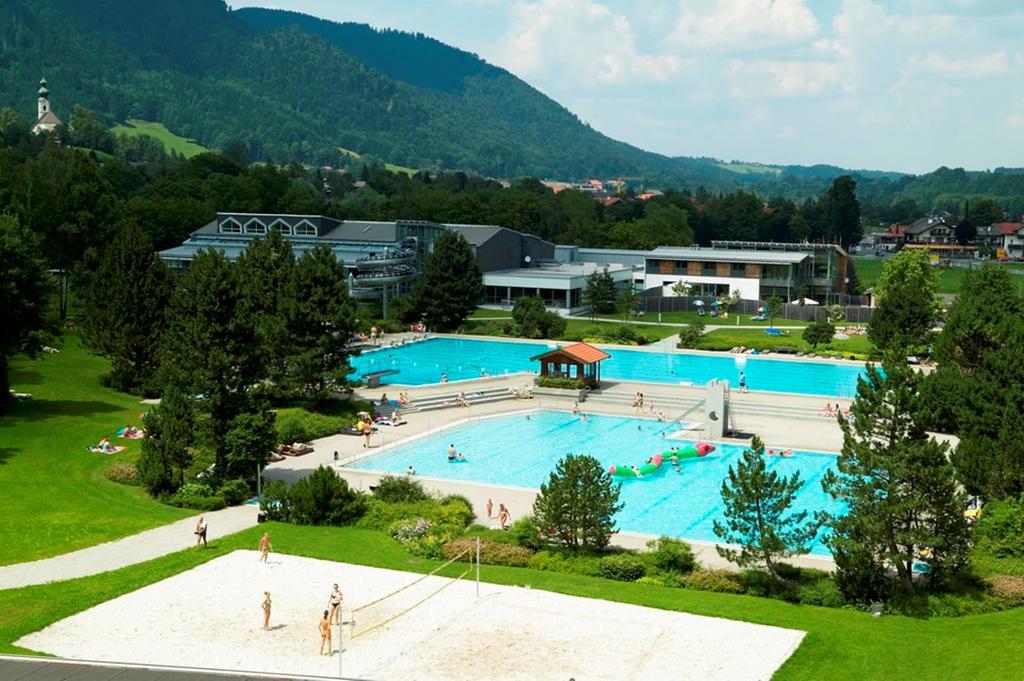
[267,370,848,571]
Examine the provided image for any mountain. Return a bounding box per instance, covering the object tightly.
[1,0,900,190]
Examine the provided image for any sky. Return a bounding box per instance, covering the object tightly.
[237,0,1024,174]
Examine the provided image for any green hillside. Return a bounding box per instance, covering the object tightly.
[110,119,208,158]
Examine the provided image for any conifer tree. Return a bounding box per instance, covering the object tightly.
[411,231,483,330]
[714,436,820,581]
[138,387,194,495]
[236,230,295,392]
[80,222,173,393]
[533,454,623,550]
[822,352,969,595]
[867,249,939,351]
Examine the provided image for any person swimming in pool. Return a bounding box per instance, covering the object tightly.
[447,444,456,461]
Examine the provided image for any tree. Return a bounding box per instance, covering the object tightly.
[617,286,641,323]
[713,436,821,582]
[765,294,783,329]
[803,320,835,349]
[822,353,969,595]
[868,249,939,351]
[284,245,356,399]
[716,289,741,317]
[286,466,368,525]
[236,230,296,391]
[671,280,692,298]
[512,296,547,338]
[533,453,623,550]
[0,216,54,412]
[581,267,617,317]
[68,105,114,154]
[412,231,483,330]
[677,321,705,349]
[137,387,195,495]
[825,175,862,248]
[222,409,276,484]
[79,222,173,393]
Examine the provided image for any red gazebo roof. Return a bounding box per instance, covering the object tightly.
[530,342,610,364]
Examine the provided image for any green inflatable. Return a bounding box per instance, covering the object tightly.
[610,453,663,478]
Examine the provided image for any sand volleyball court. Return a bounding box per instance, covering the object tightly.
[18,550,804,680]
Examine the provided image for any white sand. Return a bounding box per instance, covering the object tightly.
[18,551,804,680]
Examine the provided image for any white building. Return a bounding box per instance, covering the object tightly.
[31,78,62,135]
[644,247,816,301]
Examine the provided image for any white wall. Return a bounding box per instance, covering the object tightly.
[644,273,761,300]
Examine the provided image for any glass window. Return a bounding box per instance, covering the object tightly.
[702,262,717,276]
[294,220,318,236]
[220,219,242,234]
[244,220,267,235]
[731,263,746,277]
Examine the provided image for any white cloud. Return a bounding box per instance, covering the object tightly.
[727,59,849,97]
[668,0,819,51]
[908,51,1010,77]
[1006,113,1024,129]
[495,0,683,85]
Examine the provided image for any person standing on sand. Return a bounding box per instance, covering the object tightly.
[262,591,272,631]
[486,498,493,519]
[497,503,511,529]
[195,516,207,549]
[328,584,343,625]
[319,610,332,655]
[258,532,272,563]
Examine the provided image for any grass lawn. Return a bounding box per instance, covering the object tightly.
[0,334,189,565]
[697,327,876,359]
[853,256,1024,295]
[572,305,816,327]
[470,307,513,319]
[110,120,209,158]
[463,317,679,343]
[2,522,1022,679]
[339,147,416,176]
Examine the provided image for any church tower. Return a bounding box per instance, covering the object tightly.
[32,77,63,135]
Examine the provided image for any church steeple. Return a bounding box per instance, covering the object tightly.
[38,78,51,119]
[32,77,62,135]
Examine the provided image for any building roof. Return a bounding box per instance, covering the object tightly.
[530,342,610,364]
[33,110,62,127]
[995,222,1023,235]
[647,247,808,264]
[905,215,952,235]
[445,224,505,247]
[485,262,632,281]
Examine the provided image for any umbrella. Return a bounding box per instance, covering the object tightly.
[758,306,767,313]
[790,297,819,305]
[694,300,705,307]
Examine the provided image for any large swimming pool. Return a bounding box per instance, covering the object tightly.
[351,337,865,397]
[350,411,844,555]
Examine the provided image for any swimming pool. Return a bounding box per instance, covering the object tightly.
[351,337,865,397]
[350,411,844,555]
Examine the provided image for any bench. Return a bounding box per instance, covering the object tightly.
[362,369,399,388]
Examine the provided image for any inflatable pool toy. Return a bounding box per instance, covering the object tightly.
[610,453,664,478]
[664,441,716,461]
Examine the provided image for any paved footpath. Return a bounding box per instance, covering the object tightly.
[0,505,260,590]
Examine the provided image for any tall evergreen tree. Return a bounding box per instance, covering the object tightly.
[79,222,173,393]
[533,454,623,550]
[411,231,483,330]
[222,408,277,482]
[236,230,296,391]
[825,175,862,248]
[138,387,195,495]
[714,436,821,582]
[582,267,617,317]
[160,249,260,477]
[0,215,54,411]
[284,245,357,399]
[867,249,939,351]
[822,352,969,594]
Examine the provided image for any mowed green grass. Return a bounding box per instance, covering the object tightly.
[698,327,875,358]
[110,119,209,158]
[0,334,189,565]
[339,146,416,176]
[2,522,1022,680]
[853,256,1024,295]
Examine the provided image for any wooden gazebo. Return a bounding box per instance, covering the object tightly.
[530,342,611,387]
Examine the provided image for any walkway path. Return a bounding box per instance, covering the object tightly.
[0,505,259,590]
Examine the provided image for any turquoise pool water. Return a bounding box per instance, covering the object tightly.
[350,411,844,555]
[351,337,865,397]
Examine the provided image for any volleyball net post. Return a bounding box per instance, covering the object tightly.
[475,536,481,598]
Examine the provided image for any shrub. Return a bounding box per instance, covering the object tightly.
[104,462,141,486]
[260,480,290,521]
[885,589,1006,618]
[636,575,672,587]
[803,320,836,348]
[276,410,350,444]
[682,569,745,594]
[597,553,648,581]
[168,484,227,511]
[527,550,601,577]
[797,577,845,608]
[176,482,216,498]
[544,311,567,339]
[645,536,696,575]
[219,478,251,506]
[975,498,1024,558]
[443,538,534,567]
[612,325,636,343]
[741,569,799,601]
[440,494,476,521]
[356,497,474,531]
[509,515,544,551]
[677,322,705,349]
[276,414,310,445]
[287,466,368,525]
[535,376,585,390]
[374,475,429,503]
[985,575,1024,607]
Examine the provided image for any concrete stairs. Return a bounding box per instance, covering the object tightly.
[394,386,520,414]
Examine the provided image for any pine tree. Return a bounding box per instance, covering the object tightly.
[412,231,483,331]
[79,222,173,393]
[713,436,821,581]
[825,175,862,248]
[533,454,623,550]
[284,245,357,399]
[822,352,969,595]
[236,230,296,392]
[0,216,54,412]
[138,387,194,495]
[867,249,939,351]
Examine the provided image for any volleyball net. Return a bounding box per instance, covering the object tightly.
[347,545,477,641]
